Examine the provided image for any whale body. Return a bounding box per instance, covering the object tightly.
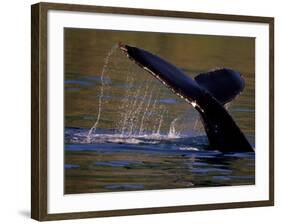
[119,43,254,153]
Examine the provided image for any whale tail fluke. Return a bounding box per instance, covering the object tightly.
[195,68,245,105]
[118,43,254,152]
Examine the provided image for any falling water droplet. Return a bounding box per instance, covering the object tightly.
[87,44,118,142]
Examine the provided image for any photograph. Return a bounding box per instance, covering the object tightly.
[64,28,255,194]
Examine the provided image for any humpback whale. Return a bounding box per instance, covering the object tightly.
[118,43,254,153]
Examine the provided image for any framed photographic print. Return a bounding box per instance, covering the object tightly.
[31,2,274,221]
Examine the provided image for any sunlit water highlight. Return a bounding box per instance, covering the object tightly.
[64,32,255,194]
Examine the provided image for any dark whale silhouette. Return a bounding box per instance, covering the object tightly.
[118,43,254,153]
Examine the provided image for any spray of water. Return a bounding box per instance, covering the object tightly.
[85,44,202,144]
[156,107,167,136]
[87,44,118,142]
[139,89,154,135]
[128,85,149,136]
[168,117,179,138]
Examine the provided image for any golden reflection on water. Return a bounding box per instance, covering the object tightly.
[64,28,255,137]
[64,28,255,194]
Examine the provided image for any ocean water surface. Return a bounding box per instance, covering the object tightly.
[64,28,255,194]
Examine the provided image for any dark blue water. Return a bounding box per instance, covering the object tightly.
[64,127,255,194]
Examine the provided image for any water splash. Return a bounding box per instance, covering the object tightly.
[168,117,179,138]
[85,44,204,144]
[87,44,118,142]
[139,89,154,135]
[155,107,166,135]
[117,80,159,137]
[128,85,149,136]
